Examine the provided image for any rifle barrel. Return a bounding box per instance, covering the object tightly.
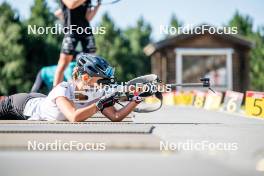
[169,83,204,88]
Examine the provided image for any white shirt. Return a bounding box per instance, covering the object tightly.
[24,82,104,121]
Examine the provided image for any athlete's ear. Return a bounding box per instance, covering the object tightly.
[81,74,90,81]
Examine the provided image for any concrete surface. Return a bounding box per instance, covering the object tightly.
[0,106,264,176]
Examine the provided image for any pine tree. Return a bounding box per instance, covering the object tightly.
[21,0,62,87]
[96,13,152,81]
[95,13,127,80]
[170,14,183,29]
[229,11,253,36]
[0,2,27,94]
[229,11,264,91]
[124,17,152,78]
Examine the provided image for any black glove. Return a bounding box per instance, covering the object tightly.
[132,95,143,104]
[139,83,156,97]
[96,93,117,111]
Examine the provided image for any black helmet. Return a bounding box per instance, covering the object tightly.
[76,53,115,78]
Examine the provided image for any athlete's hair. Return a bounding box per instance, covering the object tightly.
[72,66,79,81]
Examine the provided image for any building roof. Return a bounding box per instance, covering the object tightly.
[144,24,254,56]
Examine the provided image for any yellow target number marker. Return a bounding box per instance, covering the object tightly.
[245,91,264,118]
[174,91,194,105]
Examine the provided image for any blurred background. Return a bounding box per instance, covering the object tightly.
[0,0,263,95]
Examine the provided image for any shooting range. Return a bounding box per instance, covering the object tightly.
[0,0,264,176]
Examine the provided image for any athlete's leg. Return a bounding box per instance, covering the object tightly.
[0,93,30,120]
[53,53,73,86]
[0,95,13,120]
[31,70,44,92]
[81,35,97,54]
[53,35,78,87]
[0,93,47,120]
[0,89,47,120]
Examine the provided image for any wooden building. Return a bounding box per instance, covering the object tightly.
[144,25,253,92]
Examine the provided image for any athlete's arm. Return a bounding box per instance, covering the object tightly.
[62,0,86,9]
[101,102,138,122]
[56,96,98,122]
[86,4,100,21]
[54,9,63,21]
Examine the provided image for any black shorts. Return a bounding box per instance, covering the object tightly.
[61,34,96,55]
[0,93,46,120]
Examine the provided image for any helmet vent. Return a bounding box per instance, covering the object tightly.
[88,66,99,74]
[96,64,104,71]
[79,58,86,65]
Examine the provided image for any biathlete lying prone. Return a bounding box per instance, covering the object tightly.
[0,53,143,122]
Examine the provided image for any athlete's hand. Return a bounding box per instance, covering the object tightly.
[96,93,117,111]
[138,83,155,97]
[132,95,143,104]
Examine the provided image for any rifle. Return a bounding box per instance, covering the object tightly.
[74,74,213,113]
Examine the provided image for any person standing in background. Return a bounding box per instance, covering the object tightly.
[53,0,100,87]
[31,62,76,93]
